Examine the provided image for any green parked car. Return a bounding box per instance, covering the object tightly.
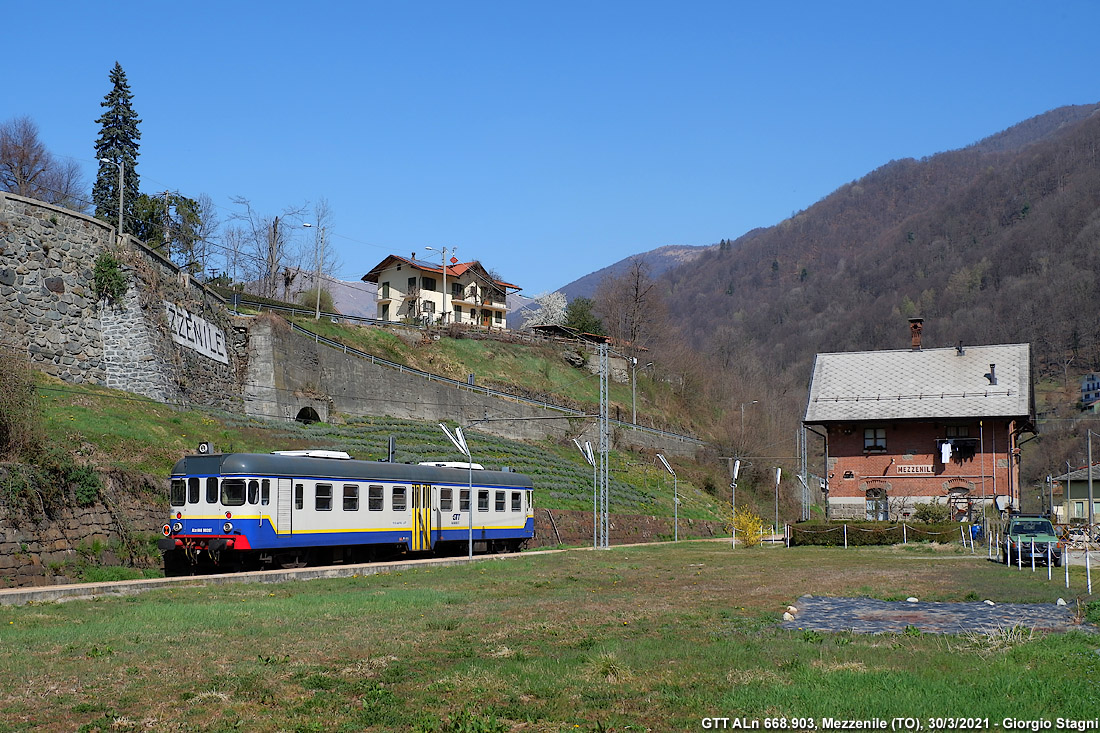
[1001,515,1063,566]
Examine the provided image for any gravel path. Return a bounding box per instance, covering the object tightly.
[780,595,1094,634]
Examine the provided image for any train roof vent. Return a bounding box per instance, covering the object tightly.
[272,450,353,460]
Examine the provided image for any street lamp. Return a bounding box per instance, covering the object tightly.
[729,459,741,548]
[424,246,456,325]
[657,453,678,541]
[303,223,326,319]
[440,423,474,559]
[740,401,758,435]
[98,157,124,236]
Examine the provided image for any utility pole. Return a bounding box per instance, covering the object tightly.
[314,226,326,319]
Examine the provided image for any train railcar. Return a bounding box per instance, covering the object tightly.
[158,450,535,575]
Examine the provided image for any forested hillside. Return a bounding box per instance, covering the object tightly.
[648,103,1100,485]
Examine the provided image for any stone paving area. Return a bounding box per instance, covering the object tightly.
[780,595,1095,634]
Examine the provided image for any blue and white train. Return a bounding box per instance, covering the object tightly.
[158,450,535,574]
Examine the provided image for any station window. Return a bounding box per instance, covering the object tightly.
[478,489,489,512]
[864,427,886,451]
[206,477,219,503]
[495,490,506,511]
[440,488,453,512]
[295,484,304,510]
[248,480,259,505]
[460,489,470,512]
[368,485,384,511]
[343,484,359,511]
[170,479,185,507]
[511,491,521,512]
[187,477,200,504]
[261,479,270,506]
[221,479,246,506]
[393,486,407,512]
[316,483,333,511]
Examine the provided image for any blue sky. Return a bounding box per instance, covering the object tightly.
[4,1,1098,296]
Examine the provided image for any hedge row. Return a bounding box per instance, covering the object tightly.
[789,521,970,547]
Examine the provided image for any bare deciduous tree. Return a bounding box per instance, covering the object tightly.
[0,116,86,211]
[594,256,667,359]
[229,196,307,299]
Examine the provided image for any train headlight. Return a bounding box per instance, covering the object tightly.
[162,524,171,536]
[172,522,183,533]
[223,522,234,533]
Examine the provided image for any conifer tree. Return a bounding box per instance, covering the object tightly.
[92,62,141,233]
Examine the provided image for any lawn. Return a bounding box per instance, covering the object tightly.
[0,542,1096,732]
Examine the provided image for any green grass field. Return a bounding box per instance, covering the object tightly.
[1,543,1096,732]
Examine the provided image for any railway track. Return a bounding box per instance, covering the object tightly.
[0,550,539,607]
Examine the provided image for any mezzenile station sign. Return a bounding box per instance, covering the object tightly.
[163,301,229,364]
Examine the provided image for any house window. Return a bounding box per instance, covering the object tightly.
[946,425,970,438]
[864,428,886,451]
[1073,501,1085,519]
[381,281,390,299]
[422,277,436,292]
[494,310,502,324]
[407,276,417,292]
[452,282,463,299]
[380,304,389,320]
[454,305,462,321]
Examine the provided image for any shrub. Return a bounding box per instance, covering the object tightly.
[93,251,128,303]
[732,508,767,547]
[790,520,965,547]
[0,348,43,458]
[913,500,951,524]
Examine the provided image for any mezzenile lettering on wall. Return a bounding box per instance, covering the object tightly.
[163,301,229,364]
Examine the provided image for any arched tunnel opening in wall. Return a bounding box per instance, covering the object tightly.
[295,406,321,424]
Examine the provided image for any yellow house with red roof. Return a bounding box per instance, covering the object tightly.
[361,253,521,328]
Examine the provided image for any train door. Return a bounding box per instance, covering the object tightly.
[411,483,434,551]
[277,478,292,534]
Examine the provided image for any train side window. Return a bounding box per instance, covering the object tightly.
[392,486,407,511]
[495,490,505,511]
[261,479,270,506]
[295,484,304,510]
[460,489,470,511]
[478,489,489,512]
[247,480,259,505]
[221,479,246,506]
[440,488,453,512]
[511,491,521,512]
[170,479,186,506]
[316,483,333,511]
[187,477,199,504]
[343,484,359,511]
[206,477,218,504]
[368,485,383,511]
